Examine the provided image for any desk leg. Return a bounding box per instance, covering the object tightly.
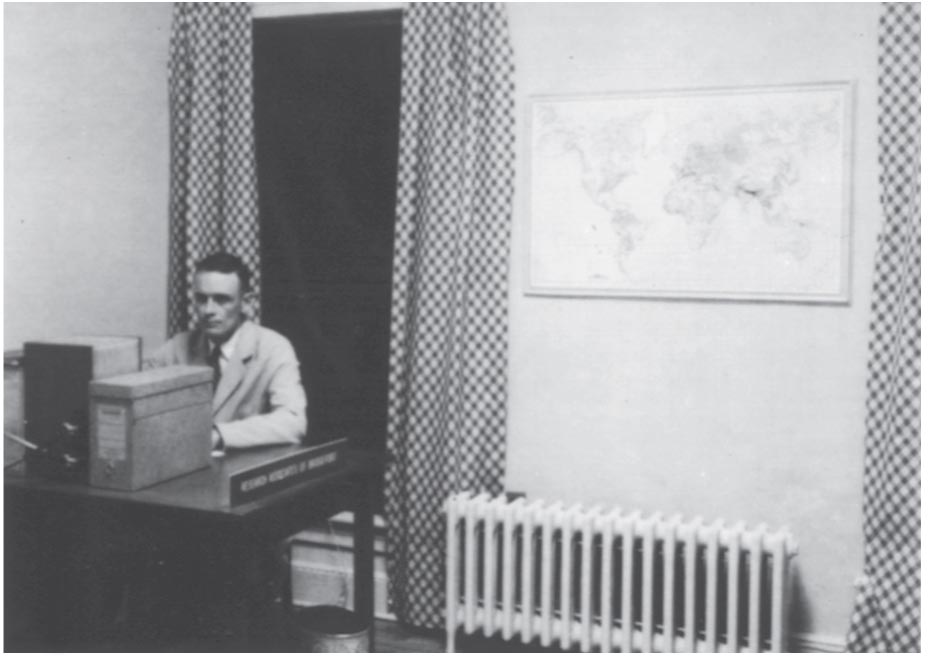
[353,474,376,651]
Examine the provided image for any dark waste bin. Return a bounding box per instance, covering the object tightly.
[292,605,370,652]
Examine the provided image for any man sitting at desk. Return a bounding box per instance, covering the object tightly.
[137,253,305,646]
[147,251,306,450]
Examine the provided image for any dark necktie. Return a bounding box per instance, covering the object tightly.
[207,344,222,390]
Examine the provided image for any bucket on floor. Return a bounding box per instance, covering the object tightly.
[292,605,370,653]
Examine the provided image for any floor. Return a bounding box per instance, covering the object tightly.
[376,619,567,653]
[375,619,444,653]
[5,614,566,653]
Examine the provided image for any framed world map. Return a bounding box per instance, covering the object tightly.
[526,82,854,303]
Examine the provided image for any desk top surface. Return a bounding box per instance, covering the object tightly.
[5,446,380,519]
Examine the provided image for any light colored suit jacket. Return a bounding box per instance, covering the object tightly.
[145,320,307,449]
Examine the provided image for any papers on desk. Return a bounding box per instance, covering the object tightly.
[224,438,347,506]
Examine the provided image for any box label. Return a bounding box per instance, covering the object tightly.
[96,404,127,460]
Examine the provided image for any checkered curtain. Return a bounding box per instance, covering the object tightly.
[384,3,515,629]
[167,2,261,335]
[847,3,920,652]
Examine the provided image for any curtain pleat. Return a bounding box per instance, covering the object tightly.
[168,2,261,334]
[847,3,920,652]
[384,3,516,629]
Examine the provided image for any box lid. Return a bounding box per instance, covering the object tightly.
[90,365,212,400]
[25,335,139,349]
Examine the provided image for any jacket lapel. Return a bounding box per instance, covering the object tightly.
[213,320,257,416]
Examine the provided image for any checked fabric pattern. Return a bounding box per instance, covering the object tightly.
[167,3,261,335]
[384,3,516,630]
[847,3,920,652]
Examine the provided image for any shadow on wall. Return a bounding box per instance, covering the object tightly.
[789,564,844,651]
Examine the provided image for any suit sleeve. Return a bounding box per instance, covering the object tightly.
[214,339,308,449]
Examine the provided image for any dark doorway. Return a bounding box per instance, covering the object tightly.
[253,10,402,467]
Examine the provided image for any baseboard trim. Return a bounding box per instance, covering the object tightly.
[792,632,847,652]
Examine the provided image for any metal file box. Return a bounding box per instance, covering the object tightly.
[89,365,213,490]
[23,335,141,482]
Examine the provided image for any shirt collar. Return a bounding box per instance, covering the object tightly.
[209,322,242,362]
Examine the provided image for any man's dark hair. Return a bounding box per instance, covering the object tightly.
[195,252,252,293]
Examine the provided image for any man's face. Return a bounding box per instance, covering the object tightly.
[193,271,247,343]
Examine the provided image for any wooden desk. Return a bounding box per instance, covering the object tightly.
[5,447,380,651]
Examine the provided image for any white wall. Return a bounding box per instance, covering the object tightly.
[504,3,881,644]
[4,3,172,353]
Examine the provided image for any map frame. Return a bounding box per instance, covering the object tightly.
[525,82,854,304]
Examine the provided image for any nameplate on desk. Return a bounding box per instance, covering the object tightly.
[227,439,347,506]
